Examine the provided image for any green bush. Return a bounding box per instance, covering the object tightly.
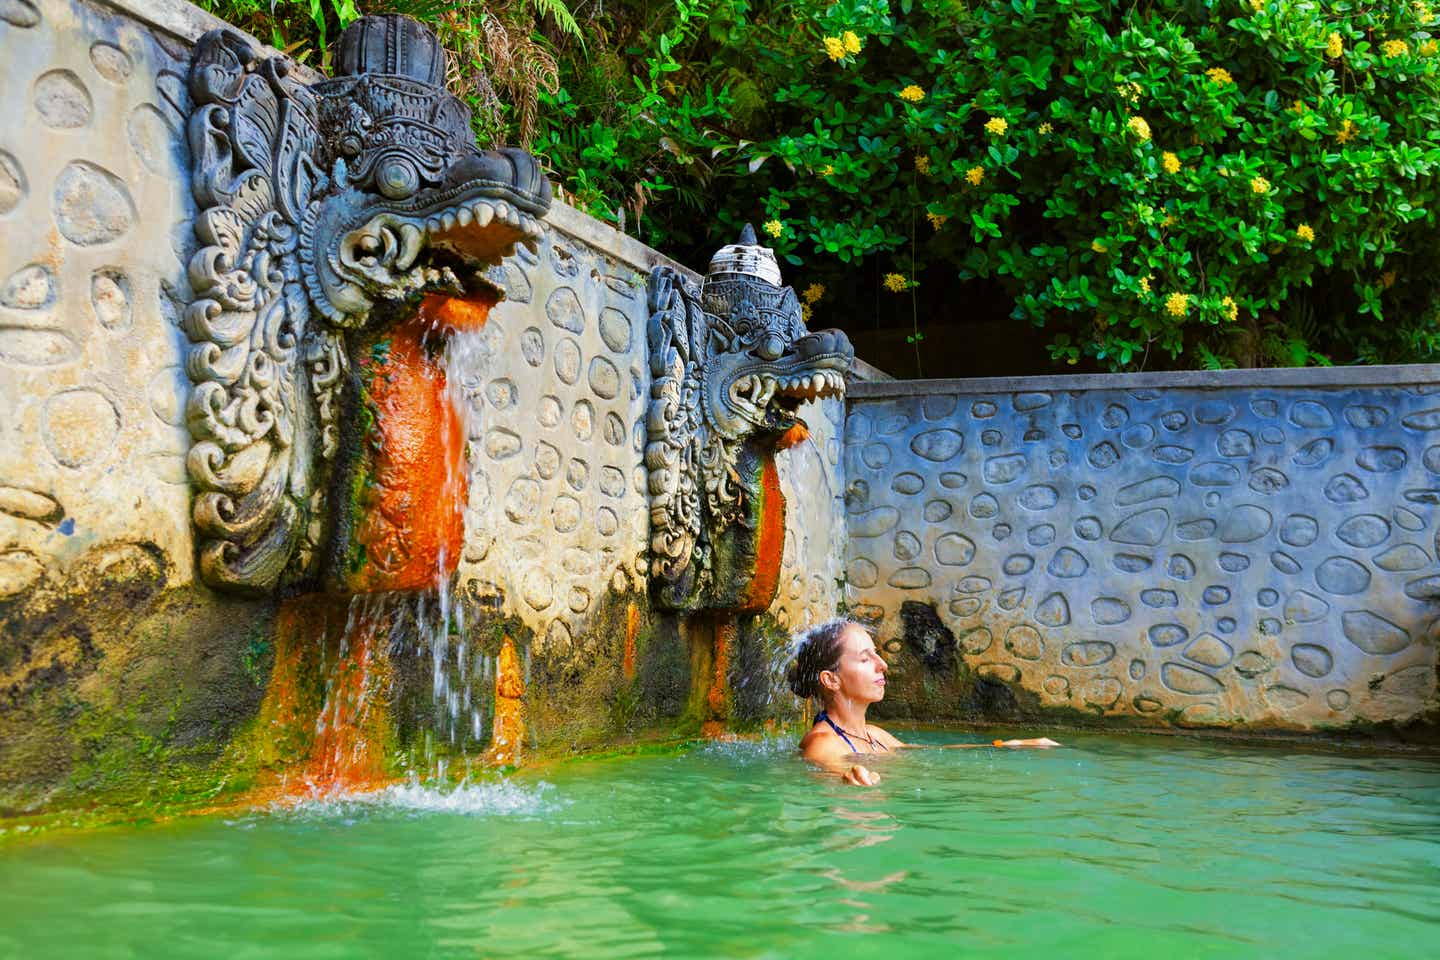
[536,0,1440,371]
[200,0,1440,372]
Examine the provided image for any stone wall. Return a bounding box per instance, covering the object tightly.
[0,0,845,808]
[454,212,844,664]
[845,370,1440,732]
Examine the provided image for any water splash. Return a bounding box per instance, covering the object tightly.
[271,776,563,821]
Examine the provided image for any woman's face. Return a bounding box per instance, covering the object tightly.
[823,625,888,705]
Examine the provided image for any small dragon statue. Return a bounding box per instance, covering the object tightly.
[646,226,854,612]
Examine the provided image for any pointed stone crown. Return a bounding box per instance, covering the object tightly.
[705,223,783,288]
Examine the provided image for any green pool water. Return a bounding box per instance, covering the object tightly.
[2,730,1438,958]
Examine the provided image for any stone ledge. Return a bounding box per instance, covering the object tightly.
[850,362,1440,399]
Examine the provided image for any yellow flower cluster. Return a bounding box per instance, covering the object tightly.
[1423,39,1439,56]
[1127,115,1152,140]
[914,155,931,175]
[800,303,813,322]
[1206,67,1235,85]
[1139,276,1152,294]
[1165,292,1189,317]
[763,219,783,238]
[898,85,926,103]
[823,36,846,61]
[1038,122,1053,135]
[1289,100,1308,114]
[882,273,909,293]
[1117,81,1143,103]
[1249,0,1264,10]
[802,283,826,304]
[819,164,835,177]
[1162,151,1181,174]
[842,31,862,55]
[1251,176,1270,194]
[985,117,1009,136]
[1382,39,1410,57]
[1418,1,1434,20]
[1337,119,1357,144]
[1222,296,1238,322]
[1296,223,1315,242]
[927,212,948,230]
[965,166,984,186]
[1326,32,1344,59]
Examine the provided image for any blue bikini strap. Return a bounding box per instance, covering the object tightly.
[815,710,860,753]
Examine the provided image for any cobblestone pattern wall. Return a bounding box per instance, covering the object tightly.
[0,0,198,598]
[455,226,844,658]
[453,233,651,658]
[845,384,1440,729]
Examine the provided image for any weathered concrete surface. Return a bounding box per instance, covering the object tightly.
[846,373,1440,732]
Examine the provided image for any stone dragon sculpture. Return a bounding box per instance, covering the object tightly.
[183,16,549,594]
[646,226,854,611]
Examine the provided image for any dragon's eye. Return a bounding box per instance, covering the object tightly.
[375,157,419,200]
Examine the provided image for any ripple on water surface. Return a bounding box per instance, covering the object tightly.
[2,732,1439,959]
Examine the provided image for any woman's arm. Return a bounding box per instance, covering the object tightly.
[889,734,1062,749]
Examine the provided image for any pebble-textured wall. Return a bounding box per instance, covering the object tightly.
[453,231,652,660]
[456,224,845,657]
[844,376,1440,729]
[0,0,199,598]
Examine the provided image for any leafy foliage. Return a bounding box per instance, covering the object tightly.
[203,0,1440,371]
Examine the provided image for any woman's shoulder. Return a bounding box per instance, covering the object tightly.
[798,724,845,758]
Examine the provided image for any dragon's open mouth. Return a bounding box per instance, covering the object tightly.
[338,193,545,303]
[726,359,849,428]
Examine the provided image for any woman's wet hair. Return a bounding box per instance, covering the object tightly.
[786,618,861,700]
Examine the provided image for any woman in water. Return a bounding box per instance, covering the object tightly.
[788,619,1060,785]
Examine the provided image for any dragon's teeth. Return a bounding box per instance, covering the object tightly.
[396,223,423,270]
[441,211,458,231]
[493,201,511,221]
[474,203,495,228]
[456,206,473,227]
[426,216,442,232]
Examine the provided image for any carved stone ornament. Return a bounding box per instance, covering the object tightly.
[646,225,854,610]
[184,16,550,595]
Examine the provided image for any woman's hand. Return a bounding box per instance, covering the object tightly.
[841,764,882,786]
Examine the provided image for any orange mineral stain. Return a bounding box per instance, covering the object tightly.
[351,293,494,592]
[775,420,810,451]
[252,597,396,800]
[487,636,527,767]
[706,615,737,730]
[301,612,392,793]
[738,457,786,612]
[351,293,498,592]
[623,601,640,681]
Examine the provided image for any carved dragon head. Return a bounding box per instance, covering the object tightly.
[646,227,854,610]
[184,16,552,593]
[698,225,851,440]
[306,17,548,324]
